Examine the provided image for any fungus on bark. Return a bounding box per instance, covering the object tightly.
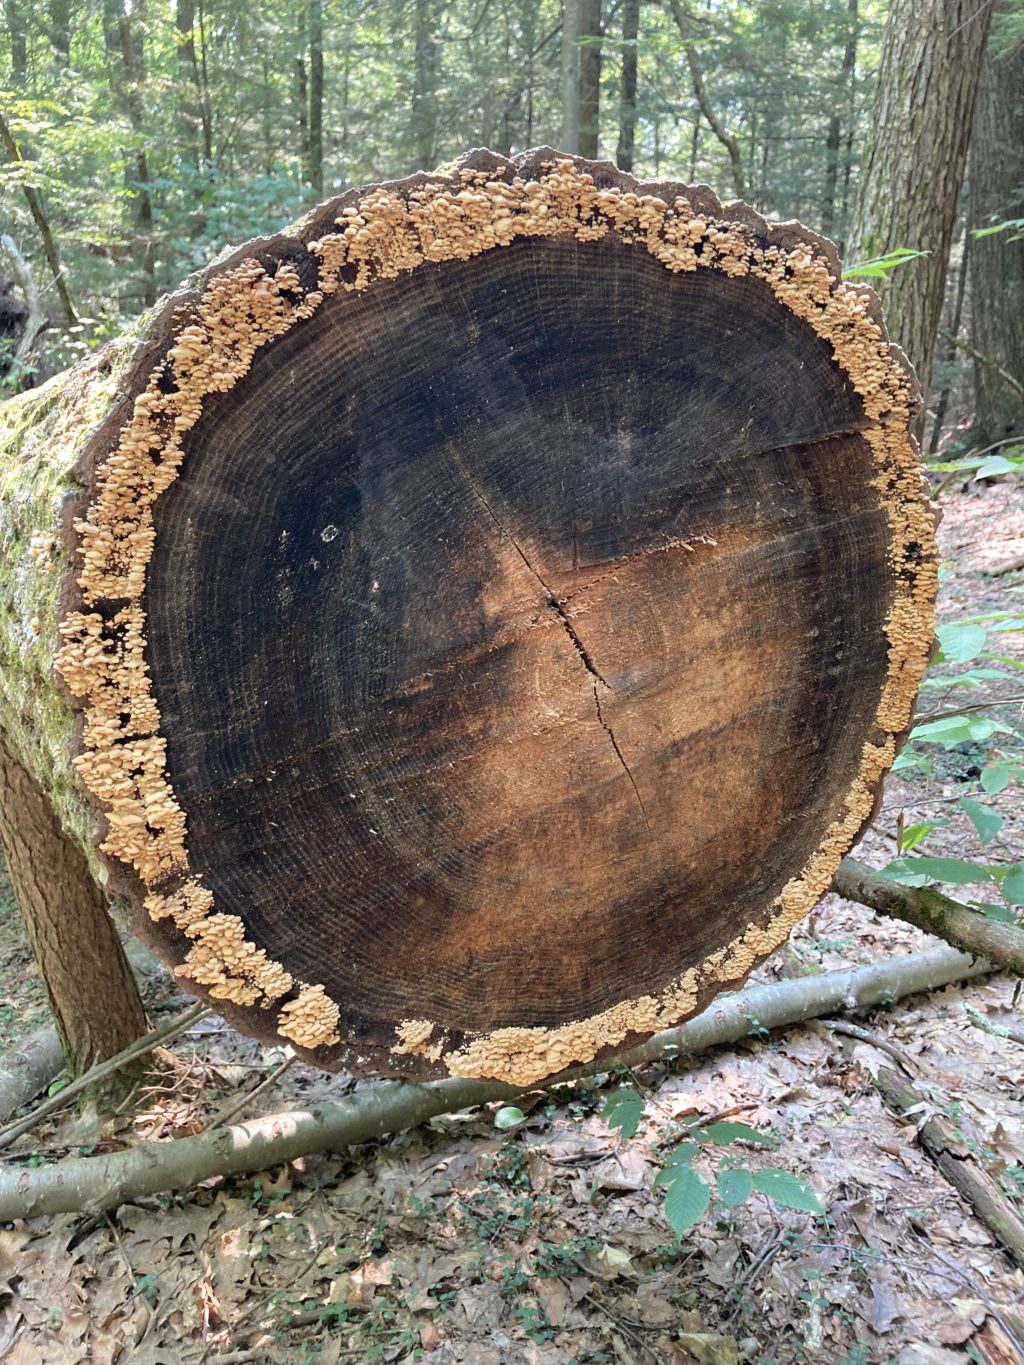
[5,150,938,1084]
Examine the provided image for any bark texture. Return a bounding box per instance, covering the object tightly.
[0,944,988,1219]
[969,23,1024,444]
[0,738,147,1074]
[848,0,992,401]
[0,150,938,1090]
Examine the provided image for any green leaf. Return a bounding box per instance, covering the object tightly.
[697,1121,776,1147]
[494,1105,526,1129]
[974,455,1019,480]
[751,1168,824,1214]
[601,1087,645,1139]
[654,1142,699,1185]
[883,856,994,886]
[1002,863,1024,907]
[898,821,934,854]
[716,1167,754,1207]
[974,901,1016,923]
[841,247,929,280]
[935,622,988,664]
[663,1167,711,1236]
[911,714,1008,747]
[959,797,1003,848]
[982,763,1021,795]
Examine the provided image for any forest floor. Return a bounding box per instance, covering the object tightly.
[0,483,1023,1365]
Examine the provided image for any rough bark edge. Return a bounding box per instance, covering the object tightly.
[47,148,938,1082]
[0,944,987,1220]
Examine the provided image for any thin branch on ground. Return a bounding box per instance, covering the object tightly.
[0,1000,212,1152]
[0,943,989,1219]
[834,857,1024,974]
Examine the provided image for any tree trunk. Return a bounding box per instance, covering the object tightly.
[0,150,937,1091]
[49,0,71,68]
[821,0,857,241]
[968,20,1024,445]
[410,0,439,172]
[577,0,602,159]
[0,109,79,327]
[308,0,324,196]
[616,0,639,171]
[847,0,991,403]
[5,0,27,83]
[0,740,147,1078]
[111,2,157,310]
[560,0,582,152]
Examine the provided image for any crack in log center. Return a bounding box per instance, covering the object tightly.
[447,447,651,830]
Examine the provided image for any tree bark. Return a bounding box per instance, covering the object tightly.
[834,857,1024,976]
[0,109,78,327]
[872,1063,1024,1268]
[560,0,582,152]
[410,0,440,171]
[4,0,27,83]
[0,151,937,1090]
[848,0,991,403]
[968,18,1024,445]
[111,1,157,310]
[821,0,857,241]
[308,0,324,195]
[0,944,988,1219]
[616,0,640,171]
[577,0,602,159]
[0,739,148,1078]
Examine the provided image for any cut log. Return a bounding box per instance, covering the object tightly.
[0,148,938,1086]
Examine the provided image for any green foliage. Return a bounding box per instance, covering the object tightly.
[493,1104,527,1130]
[841,246,929,279]
[599,1086,645,1138]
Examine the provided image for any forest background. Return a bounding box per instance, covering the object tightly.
[1,0,1022,454]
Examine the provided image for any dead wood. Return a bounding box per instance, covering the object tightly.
[0,148,938,1089]
[0,943,988,1219]
[872,1063,1024,1269]
[834,857,1024,975]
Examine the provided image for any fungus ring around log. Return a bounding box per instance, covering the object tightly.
[56,150,938,1085]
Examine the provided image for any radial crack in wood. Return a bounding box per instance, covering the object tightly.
[0,149,938,1085]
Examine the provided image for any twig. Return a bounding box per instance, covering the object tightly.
[914,694,1024,725]
[0,1001,212,1152]
[207,1054,297,1131]
[822,1018,919,1073]
[941,331,1024,400]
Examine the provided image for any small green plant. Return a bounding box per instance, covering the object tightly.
[600,1090,824,1237]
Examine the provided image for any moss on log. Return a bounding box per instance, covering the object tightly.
[0,149,938,1085]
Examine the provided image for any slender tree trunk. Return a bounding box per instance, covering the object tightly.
[49,0,70,68]
[577,0,602,159]
[968,20,1024,444]
[560,0,582,153]
[4,0,27,83]
[616,0,640,171]
[848,0,991,403]
[409,0,440,172]
[666,0,746,199]
[0,740,148,1080]
[821,0,857,241]
[309,0,324,196]
[112,3,157,309]
[296,45,310,176]
[0,109,78,326]
[928,221,970,454]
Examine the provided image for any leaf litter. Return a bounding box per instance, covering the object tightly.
[0,484,1023,1363]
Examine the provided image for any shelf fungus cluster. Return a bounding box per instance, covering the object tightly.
[35,149,938,1081]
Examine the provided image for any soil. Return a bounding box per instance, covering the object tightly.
[0,481,1022,1365]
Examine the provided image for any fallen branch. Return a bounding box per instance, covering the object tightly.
[0,939,168,1126]
[0,943,988,1219]
[872,1063,1024,1268]
[0,232,47,377]
[0,1001,211,1152]
[834,858,1024,975]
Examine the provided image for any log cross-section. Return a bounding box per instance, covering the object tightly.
[0,149,938,1085]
